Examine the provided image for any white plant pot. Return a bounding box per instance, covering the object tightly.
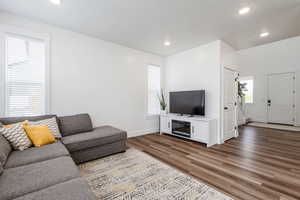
[160,110,167,115]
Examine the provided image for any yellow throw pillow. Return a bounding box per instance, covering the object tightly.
[23,125,56,147]
[3,120,28,128]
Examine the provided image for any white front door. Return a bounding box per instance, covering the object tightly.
[223,69,238,141]
[267,73,295,125]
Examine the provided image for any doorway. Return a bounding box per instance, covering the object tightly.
[267,72,295,125]
[223,68,238,141]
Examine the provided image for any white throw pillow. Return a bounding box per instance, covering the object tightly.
[29,117,62,138]
[0,123,32,151]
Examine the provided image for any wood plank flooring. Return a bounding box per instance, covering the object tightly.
[127,126,300,200]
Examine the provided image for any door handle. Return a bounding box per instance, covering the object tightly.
[224,107,228,110]
[267,100,271,106]
[168,122,170,128]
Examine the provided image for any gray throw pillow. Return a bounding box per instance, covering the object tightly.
[28,117,62,138]
[58,114,93,137]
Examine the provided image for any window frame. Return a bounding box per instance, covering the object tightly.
[239,76,254,104]
[146,64,161,119]
[0,25,50,117]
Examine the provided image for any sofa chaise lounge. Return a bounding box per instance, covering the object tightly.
[0,114,127,200]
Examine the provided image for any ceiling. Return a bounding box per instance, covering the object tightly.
[0,0,300,56]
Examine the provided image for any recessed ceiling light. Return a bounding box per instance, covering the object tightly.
[239,7,250,15]
[164,41,171,46]
[50,0,61,5]
[260,32,270,38]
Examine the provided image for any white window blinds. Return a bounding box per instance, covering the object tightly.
[147,65,161,115]
[5,35,46,117]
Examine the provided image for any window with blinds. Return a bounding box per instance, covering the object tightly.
[239,76,254,104]
[147,65,161,115]
[5,35,46,117]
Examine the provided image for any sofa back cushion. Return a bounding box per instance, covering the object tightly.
[58,114,93,137]
[0,115,57,125]
[0,134,12,167]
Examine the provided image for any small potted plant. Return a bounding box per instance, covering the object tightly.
[158,89,167,114]
[238,81,247,106]
[238,81,249,124]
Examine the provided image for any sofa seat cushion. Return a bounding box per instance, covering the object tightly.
[0,156,79,200]
[4,141,69,169]
[62,126,127,152]
[13,178,96,200]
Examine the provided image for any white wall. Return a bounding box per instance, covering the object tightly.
[165,41,222,140]
[237,36,300,126]
[220,41,238,70]
[0,12,164,136]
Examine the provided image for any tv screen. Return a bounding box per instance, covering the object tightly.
[170,90,205,116]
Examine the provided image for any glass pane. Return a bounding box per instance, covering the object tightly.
[7,37,28,65]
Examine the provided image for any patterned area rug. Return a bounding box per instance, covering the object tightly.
[79,148,232,200]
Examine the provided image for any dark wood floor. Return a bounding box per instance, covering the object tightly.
[127,126,300,200]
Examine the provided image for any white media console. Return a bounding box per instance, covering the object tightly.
[160,114,218,147]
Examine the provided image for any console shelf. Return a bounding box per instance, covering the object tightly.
[160,114,218,147]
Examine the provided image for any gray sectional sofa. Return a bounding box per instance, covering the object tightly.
[0,114,127,200]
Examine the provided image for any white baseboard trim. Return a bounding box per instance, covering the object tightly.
[128,128,159,138]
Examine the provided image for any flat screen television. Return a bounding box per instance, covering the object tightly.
[169,90,205,116]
